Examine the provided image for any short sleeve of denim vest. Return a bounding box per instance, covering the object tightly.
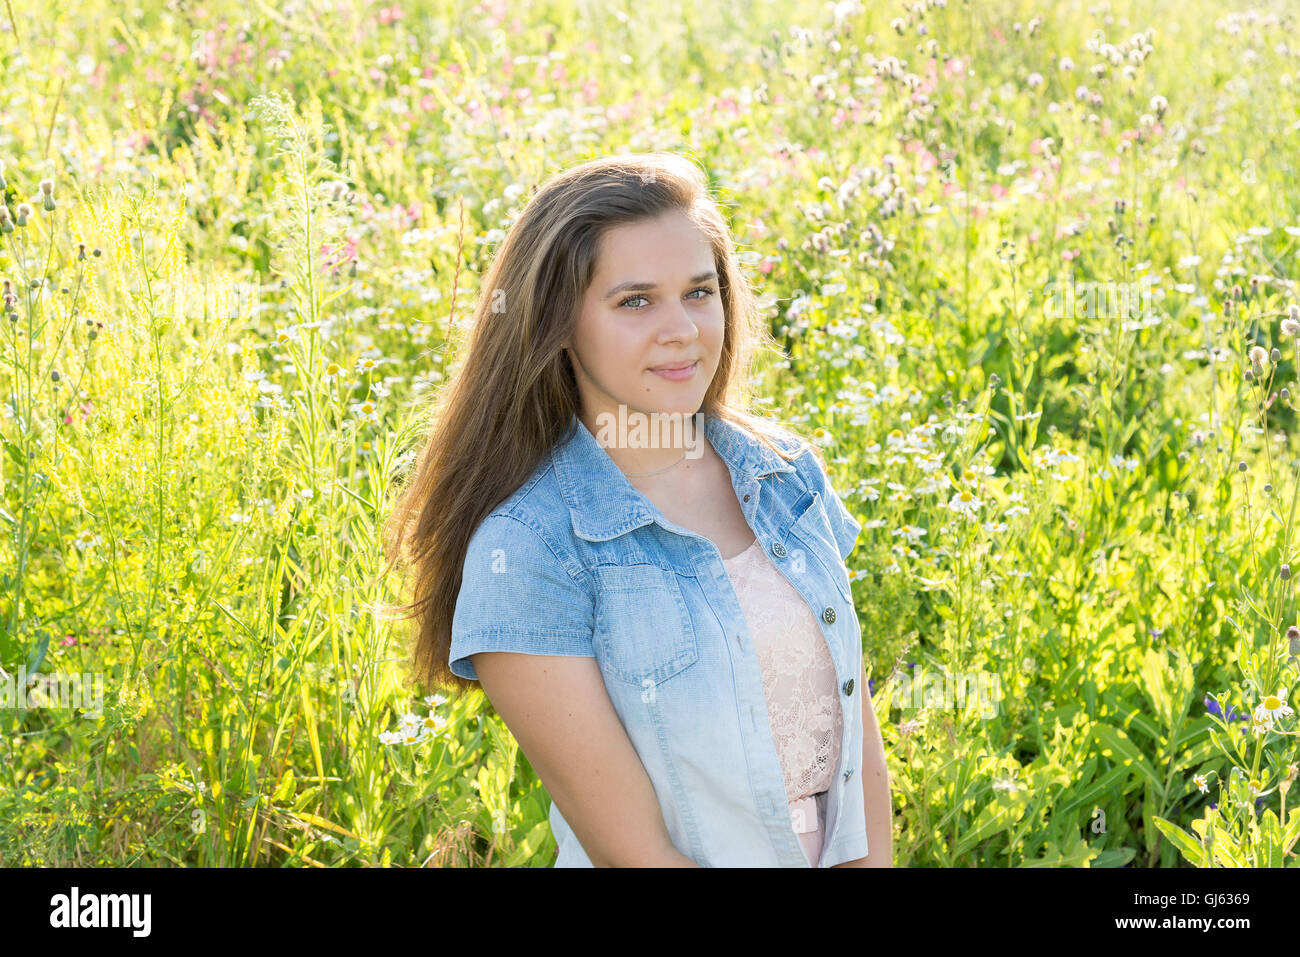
[795,447,863,561]
[449,513,595,682]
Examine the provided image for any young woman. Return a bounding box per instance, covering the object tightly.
[383,153,892,867]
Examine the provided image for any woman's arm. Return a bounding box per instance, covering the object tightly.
[473,650,700,867]
[832,659,893,867]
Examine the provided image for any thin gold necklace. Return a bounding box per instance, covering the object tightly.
[622,452,687,478]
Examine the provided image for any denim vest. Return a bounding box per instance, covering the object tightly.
[449,410,868,867]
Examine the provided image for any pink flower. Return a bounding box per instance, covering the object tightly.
[991,184,1008,198]
[1062,248,1080,261]
[60,635,77,648]
[420,94,435,111]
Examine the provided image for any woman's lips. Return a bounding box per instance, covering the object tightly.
[649,360,699,381]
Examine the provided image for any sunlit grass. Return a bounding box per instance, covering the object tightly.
[2,0,1299,866]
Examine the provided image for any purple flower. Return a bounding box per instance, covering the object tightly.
[1204,693,1249,722]
[868,678,876,698]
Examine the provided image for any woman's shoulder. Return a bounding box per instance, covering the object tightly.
[468,455,577,558]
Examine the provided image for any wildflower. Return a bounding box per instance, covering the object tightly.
[0,205,11,233]
[38,178,55,212]
[1254,689,1293,725]
[898,718,924,739]
[72,529,102,551]
[423,693,447,707]
[1250,715,1271,737]
[1204,693,1249,722]
[322,361,343,382]
[1283,318,1300,337]
[946,489,983,517]
[1249,345,1268,370]
[1287,624,1300,656]
[14,203,31,227]
[356,355,381,374]
[1193,773,1209,793]
[355,398,378,424]
[1283,563,1292,580]
[274,326,299,346]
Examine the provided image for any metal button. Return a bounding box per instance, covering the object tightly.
[844,767,854,782]
[843,678,854,696]
[771,541,786,559]
[743,494,750,502]
[822,607,836,625]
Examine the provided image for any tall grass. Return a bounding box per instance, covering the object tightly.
[1,0,1299,865]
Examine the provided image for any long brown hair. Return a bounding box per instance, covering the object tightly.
[380,152,807,699]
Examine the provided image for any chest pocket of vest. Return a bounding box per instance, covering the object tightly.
[788,491,854,602]
[593,563,699,688]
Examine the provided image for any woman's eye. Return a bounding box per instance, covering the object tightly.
[618,288,715,309]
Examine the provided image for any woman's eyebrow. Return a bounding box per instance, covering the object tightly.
[603,270,718,300]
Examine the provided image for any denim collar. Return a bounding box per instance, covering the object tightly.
[551,409,797,542]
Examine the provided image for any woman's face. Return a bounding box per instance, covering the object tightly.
[566,209,724,434]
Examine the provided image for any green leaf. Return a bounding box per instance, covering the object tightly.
[1211,830,1246,867]
[26,630,50,675]
[1058,763,1135,815]
[953,787,1030,858]
[500,820,551,867]
[1092,723,1163,798]
[273,768,297,804]
[1152,817,1205,867]
[1260,809,1283,867]
[1137,648,1173,730]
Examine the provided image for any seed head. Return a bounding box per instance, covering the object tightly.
[1283,563,1292,580]
[14,203,32,226]
[1283,318,1300,337]
[1272,347,1281,362]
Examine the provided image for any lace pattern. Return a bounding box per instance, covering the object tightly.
[722,538,842,845]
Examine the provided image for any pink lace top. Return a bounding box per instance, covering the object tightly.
[722,537,842,855]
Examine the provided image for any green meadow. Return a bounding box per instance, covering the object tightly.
[2,0,1299,866]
